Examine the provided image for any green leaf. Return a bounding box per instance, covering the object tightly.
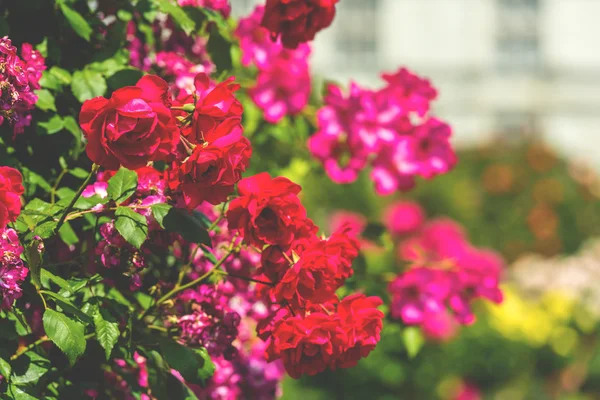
[107,68,144,90]
[24,240,43,290]
[38,115,65,134]
[107,168,138,204]
[41,269,71,292]
[59,3,93,41]
[163,208,211,246]
[159,338,215,386]
[7,310,32,336]
[402,327,424,358]
[11,352,50,386]
[23,169,52,193]
[41,291,93,325]
[153,0,195,35]
[42,309,87,366]
[6,385,38,400]
[144,350,170,399]
[0,357,12,380]
[58,221,79,246]
[69,167,89,179]
[49,67,72,85]
[207,29,232,72]
[73,194,108,211]
[93,308,120,360]
[34,89,57,112]
[114,207,148,249]
[71,69,107,103]
[150,203,172,229]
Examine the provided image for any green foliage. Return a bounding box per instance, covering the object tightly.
[107,168,138,204]
[114,206,149,249]
[42,309,87,366]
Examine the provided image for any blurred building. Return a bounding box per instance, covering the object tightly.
[231,0,600,168]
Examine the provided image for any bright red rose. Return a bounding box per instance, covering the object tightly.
[0,167,24,229]
[270,229,359,306]
[174,73,244,143]
[79,75,179,170]
[259,245,291,283]
[335,293,384,368]
[266,312,346,378]
[169,119,251,207]
[226,173,312,248]
[261,0,338,49]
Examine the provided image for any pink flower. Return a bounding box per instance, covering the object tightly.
[395,118,457,179]
[381,67,438,117]
[0,229,28,310]
[388,267,450,324]
[370,142,415,195]
[308,131,368,184]
[383,201,425,236]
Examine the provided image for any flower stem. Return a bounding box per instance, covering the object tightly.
[54,163,99,235]
[214,270,274,286]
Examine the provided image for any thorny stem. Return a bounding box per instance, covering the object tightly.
[214,270,274,286]
[64,204,153,222]
[54,164,100,235]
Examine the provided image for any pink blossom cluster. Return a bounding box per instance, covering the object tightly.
[309,68,457,195]
[386,201,503,327]
[126,17,215,94]
[236,6,311,123]
[0,37,46,135]
[0,228,28,310]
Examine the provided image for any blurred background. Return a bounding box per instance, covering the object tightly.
[233,1,600,399]
[234,0,600,170]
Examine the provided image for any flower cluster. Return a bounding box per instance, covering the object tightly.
[0,36,46,135]
[386,201,504,326]
[0,166,24,229]
[309,68,457,195]
[0,228,28,310]
[260,0,339,49]
[226,173,385,378]
[236,6,311,123]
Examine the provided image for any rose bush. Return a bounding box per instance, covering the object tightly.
[0,1,503,399]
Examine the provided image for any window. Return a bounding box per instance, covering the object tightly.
[494,111,539,137]
[496,0,540,73]
[229,0,259,18]
[334,0,380,68]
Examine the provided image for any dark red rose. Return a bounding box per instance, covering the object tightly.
[79,75,179,170]
[0,166,24,229]
[169,118,251,208]
[226,172,311,248]
[261,0,338,49]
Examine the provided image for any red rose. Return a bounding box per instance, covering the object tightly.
[335,293,384,368]
[0,167,24,229]
[226,173,311,248]
[174,73,244,144]
[259,245,291,283]
[261,0,338,49]
[324,227,360,284]
[266,312,346,378]
[79,75,179,170]
[271,247,339,306]
[170,118,251,208]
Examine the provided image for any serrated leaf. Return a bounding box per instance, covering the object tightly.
[41,291,92,325]
[10,352,50,386]
[107,68,144,90]
[163,208,211,246]
[150,203,172,229]
[153,0,195,35]
[24,240,42,290]
[34,89,56,112]
[73,194,108,211]
[93,308,120,360]
[7,310,32,336]
[59,3,92,41]
[145,350,170,399]
[23,169,52,193]
[49,67,72,85]
[403,327,424,358]
[42,309,87,366]
[41,269,71,292]
[71,69,107,103]
[107,168,138,204]
[115,207,148,249]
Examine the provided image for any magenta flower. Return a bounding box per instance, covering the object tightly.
[383,201,425,236]
[381,67,438,117]
[0,228,28,310]
[395,118,457,179]
[388,267,450,324]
